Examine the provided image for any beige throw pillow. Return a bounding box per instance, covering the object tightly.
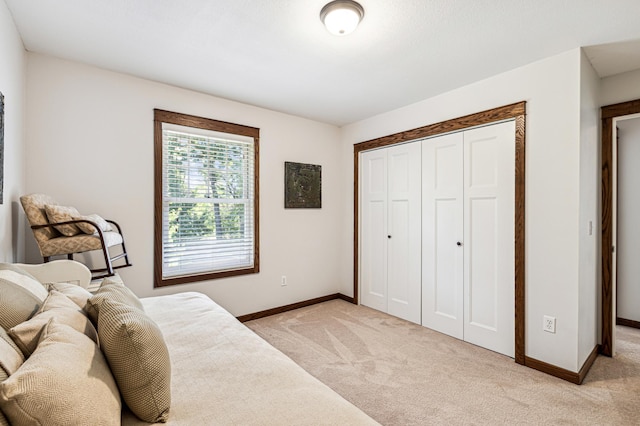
[0,319,121,426]
[73,213,113,235]
[98,299,171,423]
[0,327,24,376]
[0,368,8,426]
[0,267,48,330]
[45,282,93,309]
[9,290,98,356]
[85,278,144,324]
[0,401,8,426]
[44,204,81,237]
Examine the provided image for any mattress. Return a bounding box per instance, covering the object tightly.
[121,292,378,425]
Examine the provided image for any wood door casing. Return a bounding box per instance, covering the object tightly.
[354,101,526,364]
[601,98,640,356]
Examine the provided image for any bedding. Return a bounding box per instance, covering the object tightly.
[0,262,378,425]
[121,292,378,425]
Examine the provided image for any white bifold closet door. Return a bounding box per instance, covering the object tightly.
[360,142,422,324]
[421,132,465,339]
[422,121,515,357]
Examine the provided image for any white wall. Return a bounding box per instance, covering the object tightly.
[577,49,600,367]
[340,49,588,372]
[17,38,612,372]
[616,117,640,323]
[601,68,640,106]
[0,0,26,262]
[25,53,342,317]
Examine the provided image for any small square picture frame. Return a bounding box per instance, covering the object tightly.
[284,162,321,209]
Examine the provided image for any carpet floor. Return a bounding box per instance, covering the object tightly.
[246,300,640,425]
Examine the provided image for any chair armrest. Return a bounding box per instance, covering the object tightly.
[34,219,120,239]
[31,219,100,231]
[32,219,111,242]
[15,260,92,289]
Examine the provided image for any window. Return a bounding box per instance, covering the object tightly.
[154,109,259,287]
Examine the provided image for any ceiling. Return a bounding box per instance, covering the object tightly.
[5,0,640,126]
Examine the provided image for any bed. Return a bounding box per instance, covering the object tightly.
[0,261,378,425]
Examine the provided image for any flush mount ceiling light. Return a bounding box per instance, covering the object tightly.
[320,0,365,36]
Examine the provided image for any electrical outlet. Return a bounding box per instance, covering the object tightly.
[281,276,287,286]
[543,315,556,333]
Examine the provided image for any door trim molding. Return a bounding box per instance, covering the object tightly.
[353,101,527,364]
[601,98,640,357]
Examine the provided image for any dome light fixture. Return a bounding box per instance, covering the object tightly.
[320,0,365,36]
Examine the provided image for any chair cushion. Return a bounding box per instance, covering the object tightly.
[20,194,60,242]
[44,204,82,237]
[73,214,113,234]
[0,265,48,330]
[0,319,121,426]
[0,327,24,376]
[85,278,144,324]
[97,299,171,423]
[39,231,123,257]
[9,290,98,356]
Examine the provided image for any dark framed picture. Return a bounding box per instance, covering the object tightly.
[0,91,4,205]
[284,162,321,208]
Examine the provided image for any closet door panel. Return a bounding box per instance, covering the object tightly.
[387,143,422,324]
[422,133,464,338]
[389,200,410,303]
[463,121,515,357]
[467,198,498,328]
[360,150,388,313]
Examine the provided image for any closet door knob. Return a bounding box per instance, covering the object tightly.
[388,235,392,239]
[456,241,462,246]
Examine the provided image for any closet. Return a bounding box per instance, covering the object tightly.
[359,142,422,324]
[359,120,515,357]
[421,121,515,357]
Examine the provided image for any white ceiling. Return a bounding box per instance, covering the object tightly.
[5,0,640,126]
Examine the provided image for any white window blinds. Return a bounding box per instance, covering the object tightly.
[161,123,255,278]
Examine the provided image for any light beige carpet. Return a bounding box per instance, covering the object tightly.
[246,300,640,425]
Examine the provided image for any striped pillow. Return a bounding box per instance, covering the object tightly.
[85,278,144,324]
[97,299,171,423]
[0,265,48,330]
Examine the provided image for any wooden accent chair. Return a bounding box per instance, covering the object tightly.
[20,193,132,279]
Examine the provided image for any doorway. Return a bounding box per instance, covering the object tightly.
[616,117,640,330]
[601,98,640,357]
